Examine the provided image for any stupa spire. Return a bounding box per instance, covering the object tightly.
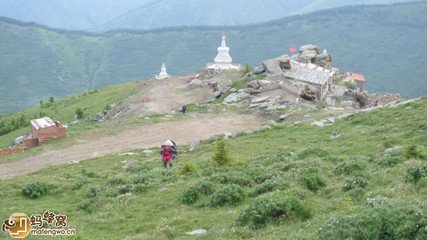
[206,34,241,70]
[155,62,170,79]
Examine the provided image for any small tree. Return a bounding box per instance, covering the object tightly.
[212,137,230,166]
[75,107,84,119]
[48,96,55,103]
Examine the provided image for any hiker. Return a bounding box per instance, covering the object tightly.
[181,105,187,114]
[160,140,177,170]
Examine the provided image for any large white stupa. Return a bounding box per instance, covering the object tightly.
[206,35,241,70]
[155,62,170,79]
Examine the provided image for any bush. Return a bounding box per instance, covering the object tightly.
[194,181,215,195]
[179,186,200,205]
[378,155,402,167]
[208,185,245,207]
[333,161,365,176]
[318,201,427,239]
[240,64,254,77]
[48,96,55,103]
[210,173,252,187]
[298,147,329,159]
[300,169,326,192]
[252,179,276,196]
[405,165,426,183]
[237,192,310,228]
[212,138,231,166]
[344,81,356,90]
[78,200,94,213]
[179,162,197,174]
[85,187,98,199]
[404,142,424,159]
[75,107,84,119]
[343,176,368,191]
[22,182,51,199]
[117,185,133,195]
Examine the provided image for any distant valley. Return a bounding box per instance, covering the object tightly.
[0,1,426,114]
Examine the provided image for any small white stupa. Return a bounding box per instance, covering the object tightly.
[206,34,241,70]
[155,62,170,79]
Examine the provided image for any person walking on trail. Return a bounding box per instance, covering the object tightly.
[169,139,178,161]
[160,140,177,171]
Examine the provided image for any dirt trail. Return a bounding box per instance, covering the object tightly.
[136,75,205,113]
[0,113,261,179]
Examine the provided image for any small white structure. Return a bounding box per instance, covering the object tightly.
[155,62,170,80]
[206,34,241,70]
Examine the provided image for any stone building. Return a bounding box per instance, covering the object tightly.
[23,117,67,149]
[347,72,366,92]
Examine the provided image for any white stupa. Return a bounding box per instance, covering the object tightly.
[206,34,241,70]
[155,62,170,79]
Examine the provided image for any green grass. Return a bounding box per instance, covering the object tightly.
[0,81,136,149]
[0,97,426,239]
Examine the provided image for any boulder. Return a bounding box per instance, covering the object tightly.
[299,44,320,53]
[262,58,283,75]
[251,96,270,104]
[262,120,277,126]
[279,114,290,121]
[311,121,325,127]
[213,90,223,99]
[253,66,265,74]
[229,88,237,93]
[223,93,240,104]
[189,79,203,89]
[208,82,218,88]
[275,55,291,70]
[186,229,207,236]
[247,80,260,89]
[14,135,26,145]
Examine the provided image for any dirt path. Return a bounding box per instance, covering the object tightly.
[0,113,261,179]
[135,75,205,113]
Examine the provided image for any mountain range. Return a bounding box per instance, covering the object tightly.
[0,1,426,114]
[0,0,419,31]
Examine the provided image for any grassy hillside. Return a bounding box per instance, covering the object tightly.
[0,97,425,239]
[0,81,137,149]
[0,2,426,114]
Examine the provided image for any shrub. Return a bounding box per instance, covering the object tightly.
[344,81,356,90]
[75,107,84,119]
[343,176,368,191]
[107,177,127,185]
[405,165,426,183]
[210,173,252,187]
[255,171,278,184]
[237,192,310,228]
[195,181,215,195]
[212,137,231,166]
[85,187,98,199]
[208,185,245,207]
[298,147,329,159]
[48,96,55,103]
[179,186,200,205]
[179,162,197,174]
[22,182,51,199]
[118,185,133,195]
[333,161,365,176]
[72,177,89,190]
[78,200,94,213]
[300,169,326,192]
[252,179,276,196]
[318,201,427,239]
[377,155,402,167]
[404,142,424,159]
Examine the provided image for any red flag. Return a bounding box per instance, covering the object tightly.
[289,47,297,53]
